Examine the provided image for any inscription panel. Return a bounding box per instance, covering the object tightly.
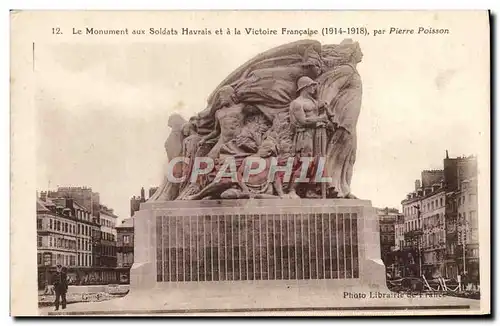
[156,212,359,282]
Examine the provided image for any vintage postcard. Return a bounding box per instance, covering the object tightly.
[10,10,490,316]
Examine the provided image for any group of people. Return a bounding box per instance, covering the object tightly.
[150,38,364,202]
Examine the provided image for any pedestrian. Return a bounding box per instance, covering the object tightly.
[463,271,471,291]
[52,264,68,311]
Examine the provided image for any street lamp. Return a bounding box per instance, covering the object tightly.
[43,252,52,293]
[415,204,423,276]
[461,214,468,275]
[403,205,423,278]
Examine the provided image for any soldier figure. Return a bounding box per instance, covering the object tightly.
[288,76,328,198]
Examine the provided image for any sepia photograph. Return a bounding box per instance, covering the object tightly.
[10,10,490,316]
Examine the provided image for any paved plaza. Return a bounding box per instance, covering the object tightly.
[41,280,480,316]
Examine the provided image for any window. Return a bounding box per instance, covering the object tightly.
[50,219,53,229]
[37,253,42,265]
[440,198,443,207]
[37,236,42,247]
[49,237,53,247]
[37,218,43,230]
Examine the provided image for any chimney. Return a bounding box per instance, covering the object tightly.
[140,187,145,202]
[415,180,421,191]
[65,198,74,209]
[445,150,449,159]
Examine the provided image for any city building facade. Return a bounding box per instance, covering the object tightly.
[395,153,478,281]
[443,154,479,283]
[130,187,146,217]
[445,177,479,282]
[96,205,118,268]
[116,218,134,283]
[37,187,122,287]
[376,207,400,271]
[130,186,158,216]
[37,194,100,288]
[48,186,100,219]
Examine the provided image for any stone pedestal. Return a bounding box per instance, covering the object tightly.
[130,199,387,293]
[46,201,480,315]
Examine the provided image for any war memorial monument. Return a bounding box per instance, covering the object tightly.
[49,39,478,314]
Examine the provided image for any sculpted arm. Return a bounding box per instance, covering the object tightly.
[200,116,221,143]
[290,101,325,128]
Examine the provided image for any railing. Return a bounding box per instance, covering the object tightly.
[156,213,359,282]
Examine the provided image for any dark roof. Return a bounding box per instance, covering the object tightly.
[36,199,50,212]
[116,218,133,228]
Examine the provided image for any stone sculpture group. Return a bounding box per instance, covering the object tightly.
[150,38,363,202]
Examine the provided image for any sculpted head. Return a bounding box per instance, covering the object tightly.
[168,113,187,131]
[182,121,197,137]
[297,76,318,97]
[322,39,363,66]
[302,45,324,77]
[348,41,363,63]
[216,85,236,107]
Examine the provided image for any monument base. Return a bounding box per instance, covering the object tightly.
[130,198,387,292]
[37,199,468,315]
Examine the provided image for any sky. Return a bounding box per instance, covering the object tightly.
[34,23,488,222]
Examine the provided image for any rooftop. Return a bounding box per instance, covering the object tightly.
[117,218,134,228]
